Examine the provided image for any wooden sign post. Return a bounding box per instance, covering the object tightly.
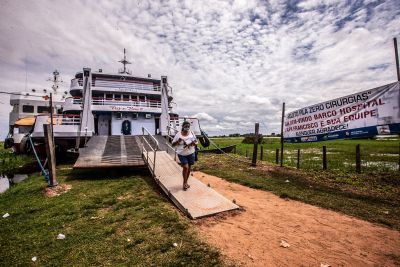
[280,102,285,167]
[251,123,259,167]
[43,124,57,187]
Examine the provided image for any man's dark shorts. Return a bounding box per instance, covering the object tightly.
[178,153,195,166]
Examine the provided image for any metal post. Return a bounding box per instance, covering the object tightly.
[356,144,361,173]
[275,149,279,164]
[252,123,259,166]
[398,143,399,172]
[323,146,327,170]
[297,149,300,169]
[43,124,57,187]
[260,145,263,160]
[280,102,285,167]
[394,38,400,81]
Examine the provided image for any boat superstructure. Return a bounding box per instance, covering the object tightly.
[30,50,202,153]
[5,70,67,153]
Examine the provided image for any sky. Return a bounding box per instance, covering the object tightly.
[0,0,399,136]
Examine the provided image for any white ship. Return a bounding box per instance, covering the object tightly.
[5,70,67,153]
[28,50,203,154]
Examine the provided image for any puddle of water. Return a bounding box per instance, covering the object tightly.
[10,174,28,184]
[343,161,399,171]
[0,178,10,193]
[0,174,28,193]
[369,153,398,157]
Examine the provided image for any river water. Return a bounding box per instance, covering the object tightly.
[0,174,28,193]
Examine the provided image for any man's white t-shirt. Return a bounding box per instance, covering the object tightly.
[172,131,196,156]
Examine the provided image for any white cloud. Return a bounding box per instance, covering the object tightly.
[0,0,399,137]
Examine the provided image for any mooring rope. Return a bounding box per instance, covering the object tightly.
[198,125,252,165]
[27,134,50,184]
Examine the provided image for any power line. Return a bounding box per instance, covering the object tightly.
[0,91,49,98]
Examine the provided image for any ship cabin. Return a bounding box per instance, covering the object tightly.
[62,70,169,136]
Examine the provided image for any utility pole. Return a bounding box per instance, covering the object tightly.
[394,38,400,81]
[251,123,259,167]
[280,102,285,167]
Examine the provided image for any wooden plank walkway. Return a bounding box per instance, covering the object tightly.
[74,135,145,169]
[146,151,239,219]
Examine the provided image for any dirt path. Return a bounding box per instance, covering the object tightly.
[192,171,400,267]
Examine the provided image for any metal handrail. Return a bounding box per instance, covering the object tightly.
[141,127,159,175]
[167,125,178,137]
[71,97,162,108]
[165,137,177,161]
[166,126,179,161]
[75,78,162,91]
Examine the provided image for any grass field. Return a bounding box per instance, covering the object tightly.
[202,137,400,173]
[0,167,226,266]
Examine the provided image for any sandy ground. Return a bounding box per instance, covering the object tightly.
[192,171,400,267]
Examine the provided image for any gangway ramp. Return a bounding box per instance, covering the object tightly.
[143,131,239,219]
[74,135,145,168]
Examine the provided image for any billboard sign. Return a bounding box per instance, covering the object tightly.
[284,82,400,142]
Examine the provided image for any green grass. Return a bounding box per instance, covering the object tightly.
[194,153,400,230]
[202,137,400,173]
[0,167,226,266]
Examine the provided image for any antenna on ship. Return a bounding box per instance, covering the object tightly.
[118,48,132,75]
[47,69,63,93]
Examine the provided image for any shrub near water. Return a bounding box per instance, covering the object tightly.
[0,143,34,174]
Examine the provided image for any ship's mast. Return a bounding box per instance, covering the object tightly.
[118,48,132,75]
[48,69,63,93]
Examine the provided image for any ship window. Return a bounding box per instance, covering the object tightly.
[114,94,121,100]
[38,106,50,113]
[123,95,129,101]
[22,105,34,113]
[19,126,31,133]
[106,94,113,100]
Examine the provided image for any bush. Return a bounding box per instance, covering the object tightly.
[242,134,263,144]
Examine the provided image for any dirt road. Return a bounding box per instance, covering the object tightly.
[192,171,400,267]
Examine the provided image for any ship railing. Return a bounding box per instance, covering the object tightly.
[47,114,81,125]
[141,127,159,176]
[91,98,161,108]
[72,96,82,105]
[70,97,161,108]
[75,78,161,91]
[60,114,81,125]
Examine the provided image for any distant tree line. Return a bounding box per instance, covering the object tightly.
[210,133,281,138]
